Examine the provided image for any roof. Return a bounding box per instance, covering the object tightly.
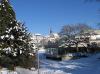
[83,30,100,35]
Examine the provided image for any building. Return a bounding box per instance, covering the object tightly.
[46,33,60,43]
[75,30,100,46]
[32,32,60,49]
[32,33,45,49]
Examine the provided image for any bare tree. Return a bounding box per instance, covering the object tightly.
[59,24,91,38]
[59,24,92,52]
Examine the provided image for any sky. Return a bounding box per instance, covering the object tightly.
[10,0,100,35]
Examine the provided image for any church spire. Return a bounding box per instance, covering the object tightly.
[49,26,53,35]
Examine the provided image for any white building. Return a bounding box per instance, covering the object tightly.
[31,33,44,49]
[31,32,60,49]
[75,30,100,45]
[46,33,60,43]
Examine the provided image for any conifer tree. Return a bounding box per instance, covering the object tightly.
[0,0,35,69]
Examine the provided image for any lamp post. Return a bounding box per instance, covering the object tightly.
[35,34,41,74]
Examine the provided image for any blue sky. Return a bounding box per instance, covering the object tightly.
[10,0,100,35]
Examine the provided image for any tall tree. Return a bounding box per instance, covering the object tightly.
[0,0,15,34]
[0,0,35,69]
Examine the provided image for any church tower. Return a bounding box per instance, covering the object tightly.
[49,26,53,35]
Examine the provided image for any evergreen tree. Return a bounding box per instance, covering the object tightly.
[0,0,35,69]
[0,0,15,34]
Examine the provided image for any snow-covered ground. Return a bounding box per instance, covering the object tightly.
[0,49,100,74]
[39,49,100,74]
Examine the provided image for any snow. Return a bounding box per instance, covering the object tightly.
[0,69,17,74]
[5,35,9,37]
[10,35,14,39]
[1,36,4,39]
[39,49,100,74]
[0,49,100,74]
[5,0,9,2]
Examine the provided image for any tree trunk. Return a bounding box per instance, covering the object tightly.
[76,43,79,52]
